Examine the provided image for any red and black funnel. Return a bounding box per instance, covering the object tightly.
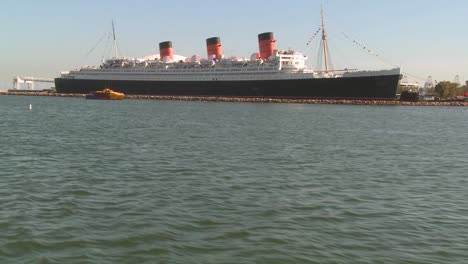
[258,32,276,60]
[159,41,174,61]
[206,37,222,58]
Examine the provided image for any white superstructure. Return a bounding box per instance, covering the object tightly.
[61,49,399,82]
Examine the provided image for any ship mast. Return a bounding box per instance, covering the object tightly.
[112,20,119,58]
[321,5,330,73]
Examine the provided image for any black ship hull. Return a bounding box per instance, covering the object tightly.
[55,74,400,100]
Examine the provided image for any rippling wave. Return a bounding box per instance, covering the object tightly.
[1,96,467,263]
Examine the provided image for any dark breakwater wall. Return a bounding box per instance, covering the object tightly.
[2,91,468,106]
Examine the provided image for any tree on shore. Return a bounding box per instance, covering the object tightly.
[434,81,460,98]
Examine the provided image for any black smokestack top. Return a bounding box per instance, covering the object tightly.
[258,32,274,41]
[206,37,221,46]
[159,41,173,49]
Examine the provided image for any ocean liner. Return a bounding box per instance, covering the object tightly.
[55,11,401,99]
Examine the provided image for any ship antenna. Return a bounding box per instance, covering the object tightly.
[112,20,119,58]
[321,5,330,73]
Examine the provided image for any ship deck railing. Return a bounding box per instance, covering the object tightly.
[75,67,317,74]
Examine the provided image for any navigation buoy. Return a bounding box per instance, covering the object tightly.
[28,104,32,110]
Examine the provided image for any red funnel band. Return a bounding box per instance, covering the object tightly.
[160,48,174,60]
[259,39,276,60]
[207,43,222,57]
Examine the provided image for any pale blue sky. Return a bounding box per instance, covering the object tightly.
[1,0,467,89]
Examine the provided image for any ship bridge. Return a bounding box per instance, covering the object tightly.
[276,50,307,71]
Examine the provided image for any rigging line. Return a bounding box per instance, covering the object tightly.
[303,27,322,56]
[306,38,321,69]
[112,20,121,58]
[373,53,399,69]
[86,20,116,58]
[341,32,380,57]
[102,33,113,61]
[401,72,427,82]
[327,37,356,70]
[85,32,110,57]
[305,27,322,47]
[340,32,399,68]
[324,40,334,70]
[316,39,324,71]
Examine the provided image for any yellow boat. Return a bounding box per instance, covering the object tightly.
[85,88,125,100]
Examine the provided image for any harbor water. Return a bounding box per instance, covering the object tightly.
[1,95,467,263]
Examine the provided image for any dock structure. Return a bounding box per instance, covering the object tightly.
[12,76,54,90]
